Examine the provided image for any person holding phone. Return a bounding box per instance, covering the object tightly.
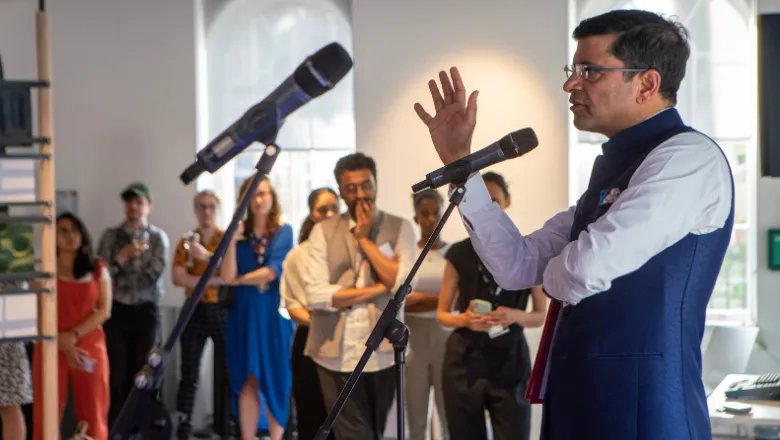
[436,172,547,440]
[33,212,112,440]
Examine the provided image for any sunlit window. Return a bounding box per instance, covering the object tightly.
[198,0,355,238]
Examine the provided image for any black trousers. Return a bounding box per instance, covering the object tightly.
[316,365,395,440]
[441,329,531,440]
[176,303,228,428]
[104,301,159,427]
[442,375,530,440]
[291,326,332,440]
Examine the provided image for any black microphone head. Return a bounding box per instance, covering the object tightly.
[293,42,354,98]
[499,128,539,158]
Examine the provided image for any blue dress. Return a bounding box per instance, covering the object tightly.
[225,224,295,430]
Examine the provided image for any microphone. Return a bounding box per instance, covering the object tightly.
[180,42,354,185]
[412,128,539,192]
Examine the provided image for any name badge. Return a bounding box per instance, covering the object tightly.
[488,325,509,339]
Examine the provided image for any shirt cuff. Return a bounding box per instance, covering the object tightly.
[450,172,493,216]
[284,302,304,310]
[308,284,341,312]
[542,253,589,306]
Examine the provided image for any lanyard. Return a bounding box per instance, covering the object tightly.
[476,262,503,297]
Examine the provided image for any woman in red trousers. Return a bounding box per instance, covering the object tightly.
[34,212,112,440]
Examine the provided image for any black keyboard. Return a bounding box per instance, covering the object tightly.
[725,372,780,400]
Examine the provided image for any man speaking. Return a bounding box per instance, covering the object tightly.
[414,10,733,440]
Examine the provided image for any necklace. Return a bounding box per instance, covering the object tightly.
[250,233,269,266]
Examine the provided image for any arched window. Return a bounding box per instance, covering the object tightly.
[198,0,355,238]
[568,0,757,322]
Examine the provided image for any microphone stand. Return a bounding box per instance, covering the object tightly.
[315,182,468,440]
[109,142,283,440]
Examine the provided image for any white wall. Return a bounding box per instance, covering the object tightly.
[352,0,570,241]
[5,0,779,435]
[351,1,569,438]
[748,0,780,373]
[0,0,199,308]
[0,0,199,423]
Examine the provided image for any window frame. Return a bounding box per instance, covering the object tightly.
[195,0,356,240]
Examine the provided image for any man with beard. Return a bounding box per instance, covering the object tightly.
[413,9,733,440]
[97,182,169,426]
[304,153,416,440]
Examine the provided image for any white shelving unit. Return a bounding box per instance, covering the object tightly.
[0,1,58,438]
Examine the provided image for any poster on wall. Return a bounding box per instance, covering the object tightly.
[0,161,38,338]
[56,189,78,215]
[0,210,37,338]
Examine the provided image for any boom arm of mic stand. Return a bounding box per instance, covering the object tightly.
[108,143,282,440]
[314,182,468,440]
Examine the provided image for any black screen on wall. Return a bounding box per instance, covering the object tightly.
[760,13,780,177]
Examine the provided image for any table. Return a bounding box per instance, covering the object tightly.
[709,374,780,438]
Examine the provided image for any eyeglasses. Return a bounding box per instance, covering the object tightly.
[196,203,218,211]
[341,180,375,195]
[57,227,79,236]
[564,64,649,81]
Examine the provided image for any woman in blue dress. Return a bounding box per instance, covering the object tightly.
[221,174,294,440]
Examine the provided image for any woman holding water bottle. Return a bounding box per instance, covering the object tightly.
[33,212,112,440]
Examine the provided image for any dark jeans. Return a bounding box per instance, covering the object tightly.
[104,301,159,427]
[291,326,333,440]
[316,365,395,440]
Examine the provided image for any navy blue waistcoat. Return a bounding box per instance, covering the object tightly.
[542,109,734,439]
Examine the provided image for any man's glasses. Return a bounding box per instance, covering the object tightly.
[196,203,218,211]
[341,180,375,195]
[564,64,649,81]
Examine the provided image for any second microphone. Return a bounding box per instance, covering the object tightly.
[412,128,539,192]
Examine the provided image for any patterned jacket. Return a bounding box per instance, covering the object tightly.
[97,222,169,305]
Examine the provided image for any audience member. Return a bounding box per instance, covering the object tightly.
[34,212,111,440]
[171,190,226,439]
[97,182,169,425]
[281,187,339,440]
[304,153,416,440]
[437,172,547,440]
[221,175,294,440]
[0,205,33,440]
[404,188,451,440]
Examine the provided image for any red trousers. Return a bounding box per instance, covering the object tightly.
[33,341,110,440]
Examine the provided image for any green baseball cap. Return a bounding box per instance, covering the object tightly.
[120,182,152,202]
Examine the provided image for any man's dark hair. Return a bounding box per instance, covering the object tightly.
[572,9,690,105]
[333,152,377,184]
[482,171,509,198]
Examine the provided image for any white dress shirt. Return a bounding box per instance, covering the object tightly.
[280,242,310,311]
[305,215,417,372]
[406,243,451,319]
[455,130,733,305]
